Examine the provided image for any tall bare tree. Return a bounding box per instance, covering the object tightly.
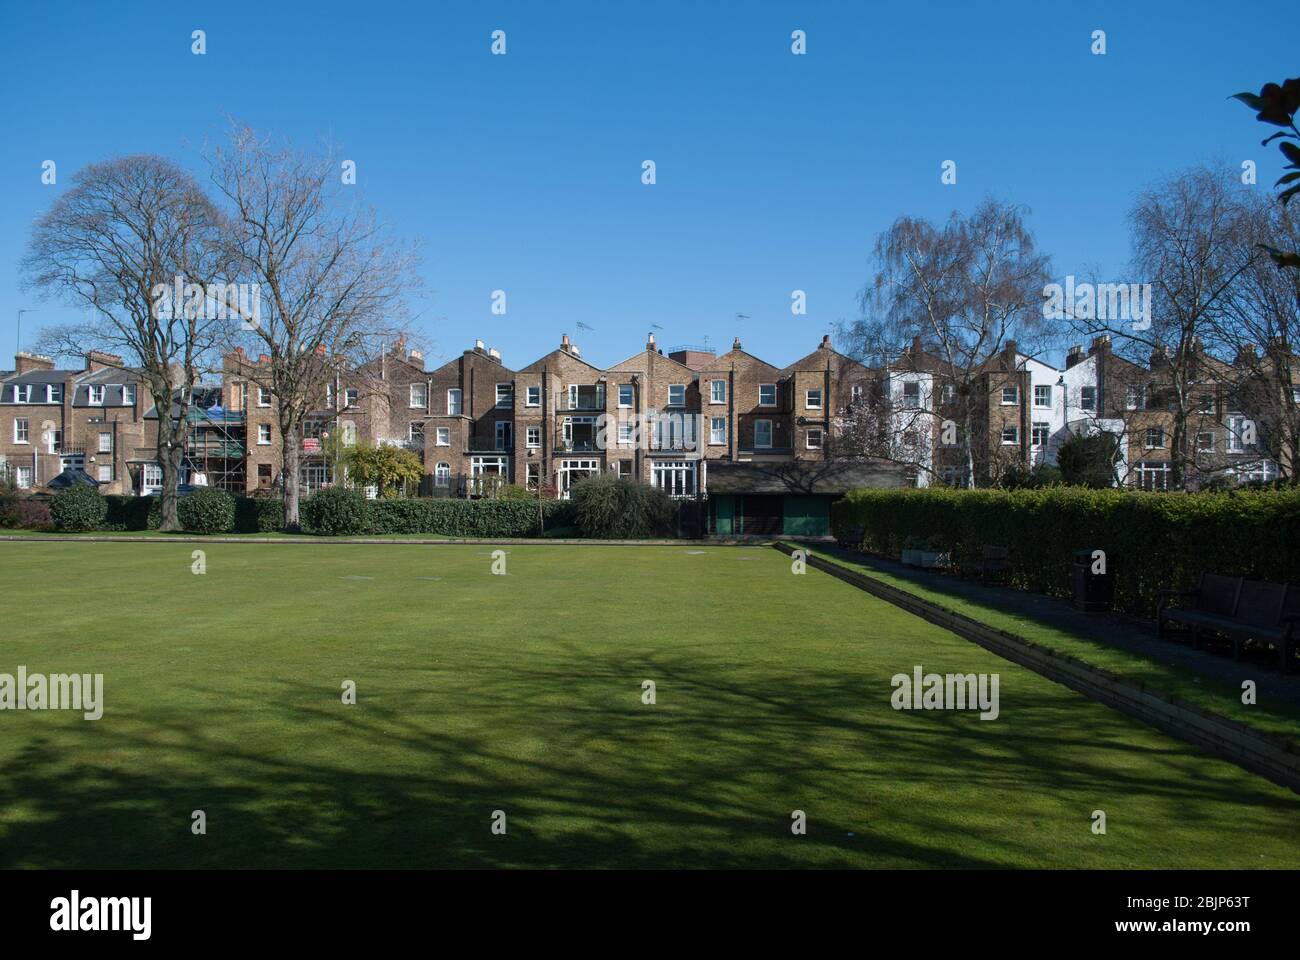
[207,126,417,528]
[23,156,231,529]
[838,198,1052,485]
[1076,164,1257,488]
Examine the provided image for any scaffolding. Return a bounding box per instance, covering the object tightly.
[183,386,248,493]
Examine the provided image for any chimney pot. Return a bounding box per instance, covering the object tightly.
[820,334,831,349]
[733,337,742,350]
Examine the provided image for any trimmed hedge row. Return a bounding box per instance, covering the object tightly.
[98,493,282,534]
[832,487,1300,617]
[363,495,576,537]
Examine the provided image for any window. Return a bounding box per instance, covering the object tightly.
[617,421,635,445]
[1198,394,1214,414]
[1292,387,1300,405]
[1135,461,1170,491]
[1034,385,1052,407]
[1080,386,1097,412]
[805,388,822,410]
[447,389,463,416]
[13,419,29,444]
[141,463,163,495]
[410,383,428,408]
[1227,415,1250,452]
[97,465,112,483]
[806,428,823,450]
[257,386,271,407]
[496,383,513,409]
[98,432,112,453]
[16,466,32,490]
[89,385,104,405]
[435,462,451,488]
[408,421,425,445]
[525,462,540,490]
[257,424,272,445]
[1031,422,1049,447]
[436,426,451,446]
[941,383,956,404]
[618,384,634,408]
[526,385,541,407]
[122,384,135,405]
[754,419,773,448]
[1145,427,1165,449]
[13,384,32,403]
[1125,385,1143,411]
[344,388,358,408]
[47,383,64,403]
[617,460,632,480]
[495,421,512,450]
[1197,432,1215,454]
[710,380,726,404]
[667,384,686,407]
[1000,386,1018,405]
[902,382,921,408]
[651,460,696,498]
[325,383,334,407]
[527,425,541,448]
[759,384,777,407]
[709,416,726,445]
[47,429,61,454]
[1001,425,1019,445]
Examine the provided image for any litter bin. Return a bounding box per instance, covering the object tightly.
[1072,549,1113,612]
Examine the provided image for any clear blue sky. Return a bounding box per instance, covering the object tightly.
[0,1,1294,371]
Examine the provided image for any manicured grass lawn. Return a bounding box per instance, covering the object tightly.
[802,546,1300,744]
[1,541,1298,869]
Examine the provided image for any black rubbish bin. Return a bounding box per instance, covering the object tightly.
[1072,548,1114,612]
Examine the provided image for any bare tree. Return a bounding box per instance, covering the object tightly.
[1075,164,1257,488]
[207,126,417,528]
[838,198,1052,485]
[23,155,231,529]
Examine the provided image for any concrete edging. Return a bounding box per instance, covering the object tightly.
[775,543,1300,793]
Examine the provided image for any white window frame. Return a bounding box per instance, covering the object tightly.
[47,429,61,454]
[13,418,29,444]
[15,466,33,490]
[1000,386,1017,406]
[1196,432,1215,454]
[805,388,823,410]
[526,385,541,407]
[97,464,112,483]
[806,428,823,450]
[436,426,451,447]
[257,385,271,407]
[496,383,513,409]
[89,385,104,405]
[258,424,272,445]
[754,419,773,449]
[1080,386,1097,412]
[1145,427,1165,449]
[1031,421,1049,447]
[617,421,635,445]
[710,380,726,404]
[667,384,686,408]
[526,425,541,448]
[1034,385,1052,408]
[618,383,634,408]
[141,463,163,495]
[758,383,777,407]
[651,460,696,498]
[902,381,921,409]
[98,432,112,453]
[122,384,135,405]
[447,388,463,416]
[344,388,359,408]
[495,421,513,451]
[47,383,64,403]
[1001,425,1019,445]
[709,416,726,446]
[435,462,451,488]
[409,383,428,409]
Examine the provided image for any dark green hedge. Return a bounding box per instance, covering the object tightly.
[50,485,107,532]
[234,496,283,533]
[104,495,160,531]
[365,497,575,537]
[178,488,237,534]
[832,487,1300,617]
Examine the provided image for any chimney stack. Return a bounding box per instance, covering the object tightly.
[474,339,486,355]
[820,334,831,349]
[1065,344,1084,369]
[82,350,121,374]
[733,336,742,351]
[646,332,656,351]
[488,347,501,362]
[16,351,56,375]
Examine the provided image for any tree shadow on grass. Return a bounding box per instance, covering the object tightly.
[2,652,1297,869]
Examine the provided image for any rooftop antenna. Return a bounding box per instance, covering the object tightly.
[735,313,750,324]
[575,321,594,332]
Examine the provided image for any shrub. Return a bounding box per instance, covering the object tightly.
[570,473,676,539]
[177,488,236,534]
[832,486,1300,617]
[104,495,158,531]
[301,486,369,536]
[0,496,54,531]
[366,496,573,537]
[234,496,284,533]
[50,484,107,532]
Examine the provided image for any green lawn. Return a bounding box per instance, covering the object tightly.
[1,541,1297,869]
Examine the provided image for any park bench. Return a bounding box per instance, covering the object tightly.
[966,545,1010,583]
[1157,574,1300,673]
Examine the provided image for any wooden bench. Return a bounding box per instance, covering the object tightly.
[1158,573,1300,673]
[966,545,1010,583]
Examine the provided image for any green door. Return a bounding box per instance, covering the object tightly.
[713,495,734,536]
[783,496,829,536]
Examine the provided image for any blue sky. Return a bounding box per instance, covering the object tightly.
[0,1,1294,371]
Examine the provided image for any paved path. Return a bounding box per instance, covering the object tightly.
[818,546,1300,711]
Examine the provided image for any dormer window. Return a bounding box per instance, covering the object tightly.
[89,385,105,405]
